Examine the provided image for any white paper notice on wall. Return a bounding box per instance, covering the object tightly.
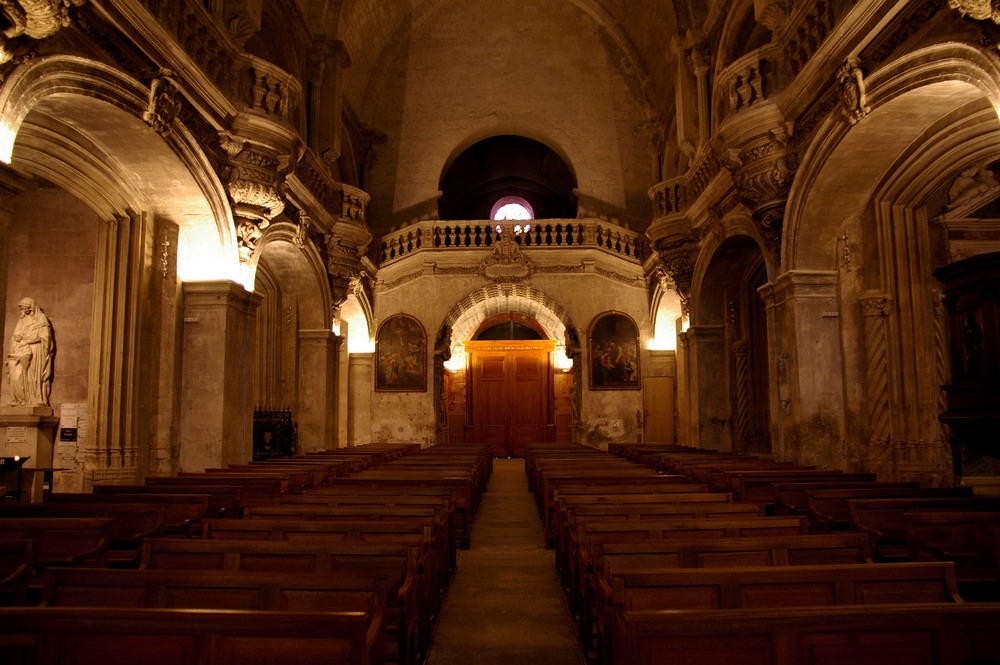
[6,427,27,444]
[59,404,80,430]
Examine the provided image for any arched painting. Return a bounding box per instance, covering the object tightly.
[589,312,639,390]
[376,314,427,392]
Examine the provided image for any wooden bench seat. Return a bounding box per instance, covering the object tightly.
[576,533,875,654]
[0,503,164,567]
[0,517,110,576]
[0,606,371,665]
[41,567,386,665]
[140,538,421,665]
[772,481,921,517]
[47,492,209,536]
[721,471,878,507]
[94,483,241,518]
[147,475,282,508]
[804,487,975,532]
[848,497,1000,561]
[614,603,1000,665]
[603,562,961,665]
[906,510,1000,601]
[0,539,35,605]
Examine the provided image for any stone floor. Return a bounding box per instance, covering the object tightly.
[424,457,587,665]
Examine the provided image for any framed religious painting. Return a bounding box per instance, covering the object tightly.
[588,311,640,390]
[375,313,427,392]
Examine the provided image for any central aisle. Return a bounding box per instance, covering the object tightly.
[425,457,587,665]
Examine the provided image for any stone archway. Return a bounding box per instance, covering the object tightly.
[437,283,580,447]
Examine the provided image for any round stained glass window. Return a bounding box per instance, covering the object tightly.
[491,196,534,221]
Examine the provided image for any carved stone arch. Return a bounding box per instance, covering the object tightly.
[713,0,767,69]
[688,223,766,325]
[0,54,238,280]
[256,220,333,329]
[786,42,1000,272]
[439,283,578,354]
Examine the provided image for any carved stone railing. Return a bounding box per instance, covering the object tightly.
[377,219,649,267]
[649,148,722,223]
[782,0,845,77]
[137,0,301,125]
[718,48,776,119]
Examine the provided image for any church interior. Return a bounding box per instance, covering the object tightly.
[0,0,999,663]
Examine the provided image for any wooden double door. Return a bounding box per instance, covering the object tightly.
[466,340,555,457]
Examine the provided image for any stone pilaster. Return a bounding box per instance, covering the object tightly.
[348,352,373,446]
[296,329,337,453]
[178,281,261,471]
[687,325,728,450]
[768,271,847,469]
[0,163,26,350]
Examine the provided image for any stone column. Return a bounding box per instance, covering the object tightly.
[348,352,373,446]
[296,328,337,452]
[178,281,261,471]
[768,271,847,469]
[687,325,727,450]
[675,323,691,445]
[336,328,350,447]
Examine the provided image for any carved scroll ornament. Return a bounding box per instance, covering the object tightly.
[0,0,86,65]
[948,0,1000,23]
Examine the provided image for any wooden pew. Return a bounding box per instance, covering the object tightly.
[577,533,874,654]
[772,481,920,517]
[146,475,282,508]
[604,562,961,665]
[720,471,878,508]
[41,567,386,665]
[140,538,420,665]
[94,483,241,518]
[804,486,974,532]
[0,517,110,594]
[906,510,1000,601]
[614,603,1000,665]
[47,492,209,536]
[848,497,1000,561]
[0,539,35,605]
[0,606,371,665]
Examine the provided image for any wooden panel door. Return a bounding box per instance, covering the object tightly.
[643,375,675,443]
[468,341,554,457]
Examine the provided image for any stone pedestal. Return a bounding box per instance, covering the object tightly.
[0,406,58,502]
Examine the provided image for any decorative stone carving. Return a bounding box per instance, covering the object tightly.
[0,0,86,65]
[947,162,999,209]
[5,297,53,407]
[219,139,288,263]
[730,62,766,112]
[755,0,791,32]
[948,0,1000,23]
[656,235,699,314]
[326,237,361,309]
[836,57,871,125]
[142,69,182,137]
[293,214,311,249]
[479,236,534,283]
[724,129,797,259]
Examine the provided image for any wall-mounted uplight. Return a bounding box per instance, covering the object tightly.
[443,345,466,373]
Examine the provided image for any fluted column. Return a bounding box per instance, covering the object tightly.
[860,291,894,477]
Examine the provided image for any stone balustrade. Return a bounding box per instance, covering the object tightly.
[376,219,648,267]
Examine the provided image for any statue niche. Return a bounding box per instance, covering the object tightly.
[5,297,54,408]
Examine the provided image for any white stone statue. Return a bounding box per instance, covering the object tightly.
[5,297,53,407]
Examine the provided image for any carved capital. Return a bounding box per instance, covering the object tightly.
[860,293,894,317]
[948,0,1000,23]
[326,236,361,308]
[836,57,871,125]
[0,0,86,64]
[725,131,796,258]
[221,144,289,263]
[142,69,182,137]
[656,235,699,313]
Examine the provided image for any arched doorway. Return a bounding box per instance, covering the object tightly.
[465,313,555,457]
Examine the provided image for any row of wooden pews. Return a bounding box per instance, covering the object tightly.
[0,442,493,665]
[532,442,1000,665]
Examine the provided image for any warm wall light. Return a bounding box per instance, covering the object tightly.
[0,120,15,164]
[552,342,574,372]
[443,345,466,373]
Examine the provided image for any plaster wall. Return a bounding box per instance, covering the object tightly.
[372,265,653,447]
[362,0,653,231]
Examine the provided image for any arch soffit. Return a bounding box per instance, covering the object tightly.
[1,55,235,260]
[256,221,334,330]
[785,43,1000,272]
[689,223,764,326]
[441,284,577,350]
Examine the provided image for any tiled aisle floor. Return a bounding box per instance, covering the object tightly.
[424,457,587,665]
